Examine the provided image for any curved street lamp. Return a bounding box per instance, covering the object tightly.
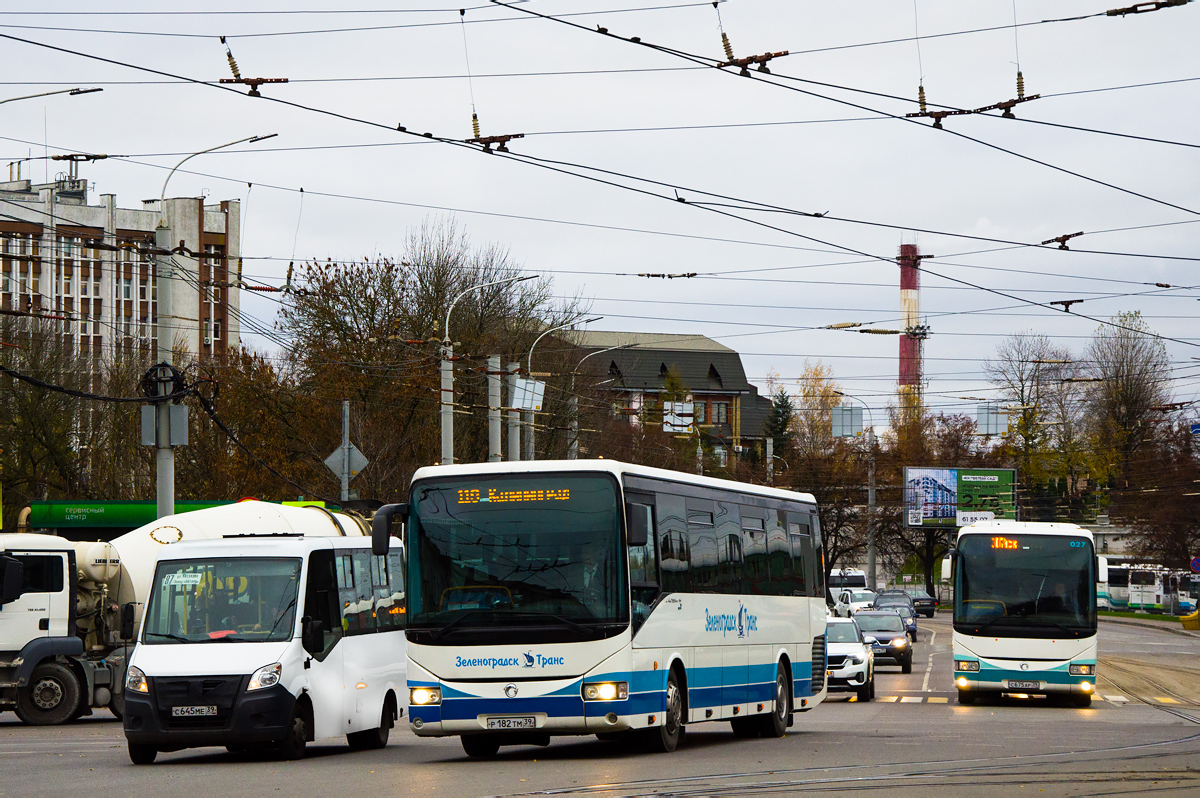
[834,389,878,591]
[524,317,601,461]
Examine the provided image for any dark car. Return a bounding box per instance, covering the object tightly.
[854,611,913,673]
[875,601,919,641]
[904,588,938,618]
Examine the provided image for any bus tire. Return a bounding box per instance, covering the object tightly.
[461,734,500,758]
[1072,694,1092,708]
[757,663,789,737]
[643,668,685,753]
[957,690,975,705]
[15,661,82,726]
[127,742,157,765]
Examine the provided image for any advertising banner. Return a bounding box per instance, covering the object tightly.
[903,467,1016,527]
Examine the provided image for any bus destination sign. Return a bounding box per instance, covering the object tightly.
[457,488,571,505]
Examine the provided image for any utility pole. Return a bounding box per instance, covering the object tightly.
[567,396,579,460]
[340,400,350,501]
[507,362,521,461]
[487,356,501,462]
[766,437,774,485]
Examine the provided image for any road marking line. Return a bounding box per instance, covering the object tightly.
[877,696,898,702]
[1104,695,1128,703]
[1155,697,1181,704]
[900,696,922,703]
[927,697,948,703]
[921,629,937,693]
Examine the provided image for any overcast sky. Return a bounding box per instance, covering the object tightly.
[3,0,1197,424]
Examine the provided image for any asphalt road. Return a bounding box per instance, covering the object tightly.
[2,616,1197,797]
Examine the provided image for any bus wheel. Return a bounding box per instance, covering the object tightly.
[461,734,500,758]
[644,669,684,753]
[757,664,789,737]
[348,702,393,750]
[1072,694,1092,708]
[15,662,82,726]
[957,690,975,705]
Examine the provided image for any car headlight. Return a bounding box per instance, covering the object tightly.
[892,638,908,647]
[1069,664,1095,676]
[955,660,981,672]
[410,687,442,705]
[582,681,628,701]
[847,655,864,665]
[247,663,282,691]
[126,665,149,694]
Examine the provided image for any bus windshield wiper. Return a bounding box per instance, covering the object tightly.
[502,611,595,637]
[430,610,492,642]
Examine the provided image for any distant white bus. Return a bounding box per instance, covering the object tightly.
[386,460,829,757]
[950,521,1103,707]
[827,568,867,591]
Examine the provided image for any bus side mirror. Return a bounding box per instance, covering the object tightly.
[939,553,954,583]
[120,602,136,641]
[626,504,650,548]
[1097,556,1108,585]
[302,616,325,654]
[0,556,24,606]
[372,503,408,557]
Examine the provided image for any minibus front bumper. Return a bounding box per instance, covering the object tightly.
[124,676,295,749]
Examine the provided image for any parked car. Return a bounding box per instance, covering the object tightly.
[904,588,938,618]
[854,611,913,673]
[825,617,874,702]
[875,602,919,641]
[834,589,877,617]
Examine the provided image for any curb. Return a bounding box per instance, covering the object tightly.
[1099,616,1200,639]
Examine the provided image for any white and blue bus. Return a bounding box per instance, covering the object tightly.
[950,521,1104,708]
[372,460,828,757]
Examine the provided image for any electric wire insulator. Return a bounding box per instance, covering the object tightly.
[918,84,927,113]
[226,51,241,80]
[1016,70,1025,100]
[721,32,734,61]
[471,113,480,138]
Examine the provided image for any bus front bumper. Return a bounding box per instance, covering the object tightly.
[954,663,1096,697]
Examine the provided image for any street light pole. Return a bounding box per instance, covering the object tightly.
[151,133,276,519]
[835,390,877,591]
[525,317,600,461]
[441,275,535,465]
[0,87,102,106]
[568,342,636,460]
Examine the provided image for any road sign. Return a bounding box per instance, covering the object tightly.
[510,378,546,412]
[1191,423,1200,435]
[325,442,368,480]
[1191,556,1200,574]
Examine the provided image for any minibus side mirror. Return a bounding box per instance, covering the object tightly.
[626,503,650,548]
[0,556,23,606]
[120,602,136,640]
[371,503,408,557]
[302,616,325,655]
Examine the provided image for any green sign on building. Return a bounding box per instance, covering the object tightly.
[28,500,235,529]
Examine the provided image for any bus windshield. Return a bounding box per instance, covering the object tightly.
[955,534,1095,638]
[142,558,302,644]
[406,473,626,644]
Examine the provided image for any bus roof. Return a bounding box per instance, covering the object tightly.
[957,520,1093,542]
[410,459,817,505]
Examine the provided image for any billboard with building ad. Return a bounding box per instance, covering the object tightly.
[903,467,1016,527]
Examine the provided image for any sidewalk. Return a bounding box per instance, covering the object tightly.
[1099,614,1200,638]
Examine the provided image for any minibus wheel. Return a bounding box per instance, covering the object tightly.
[348,704,392,750]
[127,742,157,765]
[276,710,308,760]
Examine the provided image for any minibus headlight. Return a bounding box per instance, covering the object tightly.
[955,660,981,672]
[126,665,149,694]
[247,663,281,691]
[410,687,442,705]
[582,681,628,701]
[1069,664,1095,676]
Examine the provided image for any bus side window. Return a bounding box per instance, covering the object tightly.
[741,511,769,596]
[303,550,342,657]
[788,519,811,597]
[351,551,377,634]
[764,509,793,595]
[715,501,743,594]
[810,514,826,599]
[687,501,718,593]
[656,494,690,594]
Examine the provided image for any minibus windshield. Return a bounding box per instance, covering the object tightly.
[142,558,302,644]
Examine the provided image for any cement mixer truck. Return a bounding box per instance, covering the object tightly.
[0,501,369,725]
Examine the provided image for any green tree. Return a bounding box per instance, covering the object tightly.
[762,388,795,450]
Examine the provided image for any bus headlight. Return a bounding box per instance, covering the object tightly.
[247,663,281,691]
[126,665,149,694]
[955,660,981,672]
[410,687,442,705]
[582,681,628,701]
[1069,664,1095,676]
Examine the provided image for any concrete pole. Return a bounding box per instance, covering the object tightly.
[567,396,579,460]
[487,356,501,462]
[340,399,350,501]
[524,408,534,461]
[507,362,521,461]
[154,222,174,519]
[766,437,774,485]
[867,427,877,592]
[440,342,454,465]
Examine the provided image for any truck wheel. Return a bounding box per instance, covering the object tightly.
[15,662,82,726]
[128,742,158,765]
